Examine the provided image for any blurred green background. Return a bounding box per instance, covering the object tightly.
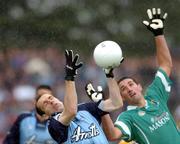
[0,0,179,57]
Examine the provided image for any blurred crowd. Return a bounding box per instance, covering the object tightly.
[0,47,180,143]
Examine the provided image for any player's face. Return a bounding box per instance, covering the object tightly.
[36,93,64,116]
[118,78,143,105]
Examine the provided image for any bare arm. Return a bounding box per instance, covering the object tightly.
[101,114,123,141]
[85,73,123,112]
[155,35,172,76]
[59,81,77,125]
[100,77,123,112]
[85,82,123,140]
[100,77,123,140]
[59,50,83,125]
[143,8,172,76]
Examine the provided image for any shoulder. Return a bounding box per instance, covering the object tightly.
[17,112,33,121]
[115,108,139,124]
[154,68,172,86]
[78,102,97,110]
[146,68,172,91]
[77,102,108,123]
[78,102,108,115]
[48,117,68,143]
[117,110,134,119]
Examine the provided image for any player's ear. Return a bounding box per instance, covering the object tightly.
[138,84,143,92]
[42,114,49,120]
[36,112,49,121]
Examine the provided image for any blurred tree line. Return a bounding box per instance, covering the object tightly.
[0,0,179,57]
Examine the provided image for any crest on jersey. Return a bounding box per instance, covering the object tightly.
[150,99,159,105]
[138,110,145,116]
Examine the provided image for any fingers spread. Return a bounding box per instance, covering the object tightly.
[147,9,153,19]
[143,21,149,26]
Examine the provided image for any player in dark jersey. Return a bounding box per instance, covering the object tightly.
[3,85,57,144]
[35,50,123,144]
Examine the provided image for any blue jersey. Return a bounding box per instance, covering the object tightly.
[3,111,57,144]
[49,102,109,144]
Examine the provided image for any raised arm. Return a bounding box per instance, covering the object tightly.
[85,73,123,140]
[101,68,123,112]
[101,114,123,141]
[143,8,172,76]
[59,50,83,125]
[155,35,172,76]
[86,68,123,112]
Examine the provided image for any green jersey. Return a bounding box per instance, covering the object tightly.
[115,68,180,144]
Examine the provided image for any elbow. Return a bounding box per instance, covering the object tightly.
[116,104,123,110]
[169,61,173,70]
[66,113,76,121]
[69,108,77,117]
[110,103,123,111]
[167,58,173,70]
[110,95,124,109]
[106,135,119,141]
[160,62,173,76]
[113,100,123,109]
[114,103,123,110]
[108,137,118,142]
[168,63,173,74]
[65,107,77,119]
[118,100,123,108]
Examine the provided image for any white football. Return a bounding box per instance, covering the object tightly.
[93,40,123,68]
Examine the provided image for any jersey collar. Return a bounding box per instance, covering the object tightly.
[127,100,148,111]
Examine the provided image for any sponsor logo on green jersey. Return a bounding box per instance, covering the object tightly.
[149,112,170,133]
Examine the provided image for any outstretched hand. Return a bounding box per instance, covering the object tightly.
[104,57,124,78]
[65,50,83,81]
[85,83,103,103]
[143,8,168,36]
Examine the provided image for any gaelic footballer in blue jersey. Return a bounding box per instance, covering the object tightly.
[35,50,123,143]
[3,111,57,144]
[49,101,110,144]
[3,85,57,144]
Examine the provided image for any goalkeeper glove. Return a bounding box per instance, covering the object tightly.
[65,50,83,81]
[143,8,168,36]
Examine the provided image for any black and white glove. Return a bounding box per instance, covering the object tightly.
[85,83,104,103]
[65,50,83,81]
[104,68,114,78]
[143,8,168,36]
[104,57,124,78]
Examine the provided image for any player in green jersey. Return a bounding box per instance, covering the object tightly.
[99,8,180,144]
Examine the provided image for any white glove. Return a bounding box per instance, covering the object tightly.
[85,83,103,102]
[143,8,168,36]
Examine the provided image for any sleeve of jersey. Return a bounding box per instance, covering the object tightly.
[78,102,109,124]
[48,116,68,143]
[146,68,172,103]
[114,113,133,142]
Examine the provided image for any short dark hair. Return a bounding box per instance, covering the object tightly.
[36,85,52,92]
[35,85,52,101]
[35,85,52,116]
[117,76,139,85]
